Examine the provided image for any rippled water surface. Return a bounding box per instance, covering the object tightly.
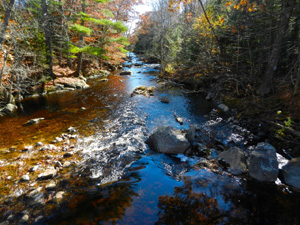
[1,53,300,224]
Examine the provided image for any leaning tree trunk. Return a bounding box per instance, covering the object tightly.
[0,0,15,86]
[41,0,55,81]
[258,0,295,96]
[0,0,15,49]
[75,0,86,77]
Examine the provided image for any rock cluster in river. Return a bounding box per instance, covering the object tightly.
[146,125,300,187]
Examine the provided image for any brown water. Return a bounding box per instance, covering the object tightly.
[1,53,300,225]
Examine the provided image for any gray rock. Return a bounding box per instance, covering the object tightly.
[52,137,63,143]
[194,143,211,157]
[21,214,29,222]
[54,191,65,202]
[160,96,170,103]
[45,182,56,191]
[218,103,229,112]
[63,161,71,168]
[67,126,77,134]
[0,221,9,225]
[29,165,40,172]
[282,157,300,188]
[63,152,74,158]
[26,187,44,205]
[21,175,30,182]
[218,147,247,175]
[146,126,190,154]
[1,103,17,114]
[22,146,33,152]
[25,118,45,125]
[248,143,278,182]
[186,125,196,143]
[36,142,43,147]
[37,167,57,180]
[120,71,132,75]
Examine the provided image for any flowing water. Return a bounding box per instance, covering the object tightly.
[1,53,300,224]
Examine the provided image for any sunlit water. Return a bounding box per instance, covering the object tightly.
[1,53,300,224]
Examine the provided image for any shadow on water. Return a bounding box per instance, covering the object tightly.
[1,53,300,224]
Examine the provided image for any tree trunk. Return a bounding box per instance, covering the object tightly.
[293,51,300,96]
[75,0,86,77]
[259,0,295,96]
[41,0,55,80]
[0,0,15,50]
[0,0,15,86]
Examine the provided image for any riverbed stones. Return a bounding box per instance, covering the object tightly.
[22,146,34,152]
[21,214,29,222]
[25,117,45,125]
[218,147,247,175]
[63,152,74,158]
[120,71,132,75]
[248,143,279,182]
[35,142,43,147]
[67,126,77,134]
[45,182,56,191]
[37,167,57,180]
[282,157,300,188]
[29,165,40,173]
[0,103,17,114]
[20,175,30,182]
[52,137,63,143]
[54,191,65,202]
[63,161,71,168]
[146,126,190,154]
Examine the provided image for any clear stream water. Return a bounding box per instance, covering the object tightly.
[1,53,300,224]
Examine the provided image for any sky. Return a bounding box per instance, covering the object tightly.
[127,0,154,33]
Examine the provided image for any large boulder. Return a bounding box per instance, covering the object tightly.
[146,126,190,154]
[218,147,247,175]
[55,77,89,89]
[248,143,278,182]
[282,157,300,188]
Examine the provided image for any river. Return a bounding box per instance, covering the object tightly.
[0,53,300,224]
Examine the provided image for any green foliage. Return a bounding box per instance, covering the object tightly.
[81,46,105,57]
[69,24,93,36]
[110,36,130,46]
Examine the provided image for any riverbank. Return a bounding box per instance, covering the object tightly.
[155,63,300,159]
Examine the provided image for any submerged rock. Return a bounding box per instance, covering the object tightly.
[146,126,190,154]
[218,147,247,175]
[160,96,170,103]
[248,143,278,182]
[120,71,132,75]
[37,167,57,180]
[131,86,155,97]
[282,157,300,188]
[25,118,45,126]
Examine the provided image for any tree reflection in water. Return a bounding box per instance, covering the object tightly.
[156,176,246,225]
